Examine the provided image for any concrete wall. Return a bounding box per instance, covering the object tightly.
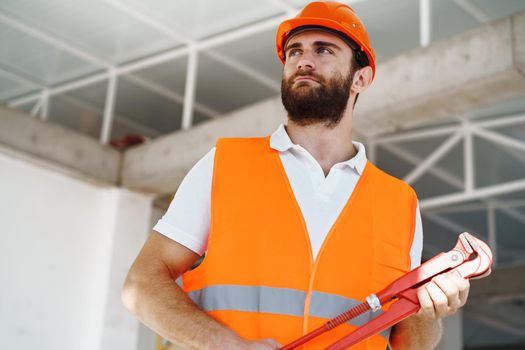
[0,151,153,350]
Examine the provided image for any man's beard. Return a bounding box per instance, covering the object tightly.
[281,69,353,128]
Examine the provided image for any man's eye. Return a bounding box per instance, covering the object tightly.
[317,47,332,54]
[288,49,301,57]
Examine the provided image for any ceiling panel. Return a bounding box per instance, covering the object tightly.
[0,22,102,85]
[431,0,480,42]
[0,0,180,64]
[474,136,525,187]
[376,144,416,179]
[434,141,464,185]
[66,80,107,110]
[212,28,283,82]
[352,0,420,62]
[115,76,183,134]
[390,135,452,163]
[473,0,525,20]
[131,56,188,97]
[413,171,459,199]
[419,215,462,257]
[194,53,278,114]
[0,69,40,101]
[118,0,284,40]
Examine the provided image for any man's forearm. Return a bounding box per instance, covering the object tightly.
[389,314,442,350]
[122,263,245,350]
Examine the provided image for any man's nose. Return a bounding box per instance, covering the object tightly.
[297,53,315,71]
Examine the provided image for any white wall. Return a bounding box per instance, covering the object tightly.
[0,151,153,350]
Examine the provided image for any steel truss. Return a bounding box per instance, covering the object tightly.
[1,0,289,143]
[368,113,525,267]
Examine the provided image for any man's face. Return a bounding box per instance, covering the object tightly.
[281,31,356,128]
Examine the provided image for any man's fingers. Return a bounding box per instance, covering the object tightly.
[448,271,470,306]
[420,272,471,320]
[425,281,449,319]
[433,274,461,312]
[417,285,435,319]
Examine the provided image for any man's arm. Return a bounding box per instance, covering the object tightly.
[122,231,279,350]
[389,271,470,349]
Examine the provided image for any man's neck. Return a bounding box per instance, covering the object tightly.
[286,116,356,176]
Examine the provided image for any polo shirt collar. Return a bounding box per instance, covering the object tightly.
[270,123,368,175]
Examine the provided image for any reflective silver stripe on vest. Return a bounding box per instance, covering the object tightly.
[188,285,391,340]
[188,285,306,316]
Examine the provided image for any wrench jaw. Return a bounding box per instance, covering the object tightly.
[452,232,493,279]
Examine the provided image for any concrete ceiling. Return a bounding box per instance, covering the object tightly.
[2,0,525,140]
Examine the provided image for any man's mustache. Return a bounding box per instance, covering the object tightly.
[288,72,324,85]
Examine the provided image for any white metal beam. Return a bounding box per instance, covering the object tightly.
[475,112,525,129]
[0,8,215,126]
[420,178,525,210]
[101,71,117,144]
[464,124,474,192]
[472,126,525,153]
[374,125,458,145]
[419,0,432,47]
[5,10,285,121]
[8,72,109,107]
[453,0,490,23]
[373,113,525,145]
[30,96,43,117]
[424,199,525,214]
[182,49,198,130]
[382,143,464,189]
[40,89,49,120]
[107,0,281,96]
[403,131,463,185]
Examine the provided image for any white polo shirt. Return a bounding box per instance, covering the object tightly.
[154,124,423,269]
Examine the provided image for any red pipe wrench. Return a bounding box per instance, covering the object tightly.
[280,232,493,350]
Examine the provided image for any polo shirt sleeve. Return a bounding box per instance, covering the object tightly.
[409,200,423,270]
[152,147,216,255]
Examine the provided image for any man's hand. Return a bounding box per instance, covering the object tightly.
[416,271,470,319]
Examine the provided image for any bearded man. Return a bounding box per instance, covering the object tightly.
[122,2,471,349]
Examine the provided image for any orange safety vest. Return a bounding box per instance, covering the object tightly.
[183,137,417,349]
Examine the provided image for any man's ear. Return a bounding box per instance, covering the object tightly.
[351,66,373,94]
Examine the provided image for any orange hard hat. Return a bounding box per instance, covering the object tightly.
[276,1,376,80]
